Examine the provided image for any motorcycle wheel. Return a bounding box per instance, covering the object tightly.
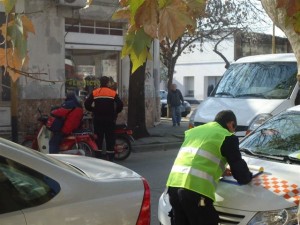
[71,142,94,157]
[114,136,131,161]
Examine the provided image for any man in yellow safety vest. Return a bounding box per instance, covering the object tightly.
[166,110,253,225]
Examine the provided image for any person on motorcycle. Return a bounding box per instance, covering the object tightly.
[49,91,84,154]
[84,76,123,161]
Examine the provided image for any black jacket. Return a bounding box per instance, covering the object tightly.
[221,135,253,184]
[167,89,184,107]
[84,87,123,122]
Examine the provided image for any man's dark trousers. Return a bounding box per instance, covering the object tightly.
[94,119,116,161]
[168,187,219,225]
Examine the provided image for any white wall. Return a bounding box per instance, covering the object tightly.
[173,38,235,101]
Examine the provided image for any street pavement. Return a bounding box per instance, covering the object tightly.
[132,117,189,153]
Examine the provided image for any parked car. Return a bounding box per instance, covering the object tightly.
[193,53,299,137]
[158,105,300,225]
[0,137,150,225]
[160,90,191,117]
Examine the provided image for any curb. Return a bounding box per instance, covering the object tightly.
[132,142,182,153]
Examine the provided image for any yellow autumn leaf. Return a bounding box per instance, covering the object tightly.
[158,0,194,41]
[0,47,24,81]
[21,15,35,37]
[0,48,13,66]
[0,20,15,41]
[135,0,158,38]
[130,47,148,73]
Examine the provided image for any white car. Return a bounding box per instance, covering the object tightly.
[0,137,150,225]
[158,105,300,225]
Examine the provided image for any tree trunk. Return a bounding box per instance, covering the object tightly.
[261,0,300,81]
[127,61,150,139]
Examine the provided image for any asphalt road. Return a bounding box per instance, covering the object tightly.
[117,148,178,225]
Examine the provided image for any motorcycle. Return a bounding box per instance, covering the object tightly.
[22,108,133,161]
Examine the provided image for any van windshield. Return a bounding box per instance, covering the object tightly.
[211,62,297,99]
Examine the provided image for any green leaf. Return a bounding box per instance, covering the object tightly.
[121,32,135,57]
[133,29,152,56]
[128,0,145,24]
[7,17,27,62]
[128,0,145,14]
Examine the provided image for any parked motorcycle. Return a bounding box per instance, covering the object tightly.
[22,108,133,160]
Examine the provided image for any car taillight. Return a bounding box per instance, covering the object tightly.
[136,177,151,225]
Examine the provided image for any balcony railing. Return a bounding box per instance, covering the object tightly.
[65,18,125,36]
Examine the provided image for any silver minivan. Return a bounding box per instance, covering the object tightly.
[193,53,299,137]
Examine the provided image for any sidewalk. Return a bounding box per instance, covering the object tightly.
[132,117,189,152]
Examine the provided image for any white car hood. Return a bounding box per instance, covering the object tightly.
[52,154,140,180]
[194,98,284,126]
[216,156,300,211]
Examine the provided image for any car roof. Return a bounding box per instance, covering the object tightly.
[233,53,296,64]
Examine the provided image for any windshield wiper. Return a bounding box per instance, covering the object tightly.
[252,151,284,161]
[240,148,283,160]
[235,93,268,99]
[215,92,234,97]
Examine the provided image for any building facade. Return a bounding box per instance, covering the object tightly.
[0,0,160,138]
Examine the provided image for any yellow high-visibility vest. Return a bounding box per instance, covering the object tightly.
[166,122,232,201]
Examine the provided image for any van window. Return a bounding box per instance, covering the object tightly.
[211,62,297,99]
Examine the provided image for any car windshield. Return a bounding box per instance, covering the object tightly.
[211,62,297,99]
[240,111,300,163]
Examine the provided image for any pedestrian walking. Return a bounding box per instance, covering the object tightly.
[167,84,184,126]
[166,110,253,225]
[84,76,123,161]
